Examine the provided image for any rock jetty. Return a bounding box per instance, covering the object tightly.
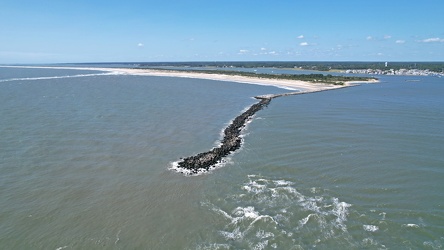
[176,96,271,174]
[175,86,352,175]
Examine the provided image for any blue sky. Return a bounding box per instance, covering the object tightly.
[1,0,443,63]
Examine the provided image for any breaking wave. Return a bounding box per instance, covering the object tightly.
[0,72,121,83]
[196,175,390,249]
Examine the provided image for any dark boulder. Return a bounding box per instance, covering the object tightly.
[177,97,271,174]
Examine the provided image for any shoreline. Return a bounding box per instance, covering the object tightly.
[0,65,377,92]
[1,65,378,175]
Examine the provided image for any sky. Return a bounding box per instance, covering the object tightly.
[1,0,443,64]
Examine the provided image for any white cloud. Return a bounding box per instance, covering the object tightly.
[137,43,144,47]
[260,47,267,51]
[421,37,444,43]
[238,49,249,54]
[367,35,392,41]
[300,42,309,46]
[395,40,406,44]
[297,35,304,39]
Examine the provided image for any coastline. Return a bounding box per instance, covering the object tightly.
[0,65,377,92]
[1,65,378,174]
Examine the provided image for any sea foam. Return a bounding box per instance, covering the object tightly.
[201,175,355,248]
[0,72,120,83]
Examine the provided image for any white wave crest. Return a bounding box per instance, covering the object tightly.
[201,175,356,248]
[363,224,379,232]
[402,223,420,228]
[168,156,233,176]
[196,243,231,250]
[331,198,352,232]
[251,240,269,250]
[0,72,120,83]
[298,213,317,228]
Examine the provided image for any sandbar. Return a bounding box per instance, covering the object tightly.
[0,65,376,92]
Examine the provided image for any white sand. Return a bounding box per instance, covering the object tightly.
[1,65,376,92]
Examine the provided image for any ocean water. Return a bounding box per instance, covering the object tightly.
[0,67,443,249]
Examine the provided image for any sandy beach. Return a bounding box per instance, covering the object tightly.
[107,68,346,92]
[1,65,376,92]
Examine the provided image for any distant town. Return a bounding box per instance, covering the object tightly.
[342,68,444,77]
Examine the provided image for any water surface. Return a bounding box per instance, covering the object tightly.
[1,67,443,249]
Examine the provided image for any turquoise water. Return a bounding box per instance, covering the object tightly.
[0,67,443,249]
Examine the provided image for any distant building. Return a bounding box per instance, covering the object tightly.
[385,62,388,67]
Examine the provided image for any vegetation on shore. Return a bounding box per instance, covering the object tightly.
[72,61,444,73]
[131,61,444,73]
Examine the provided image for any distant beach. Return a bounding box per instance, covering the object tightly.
[0,65,377,92]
